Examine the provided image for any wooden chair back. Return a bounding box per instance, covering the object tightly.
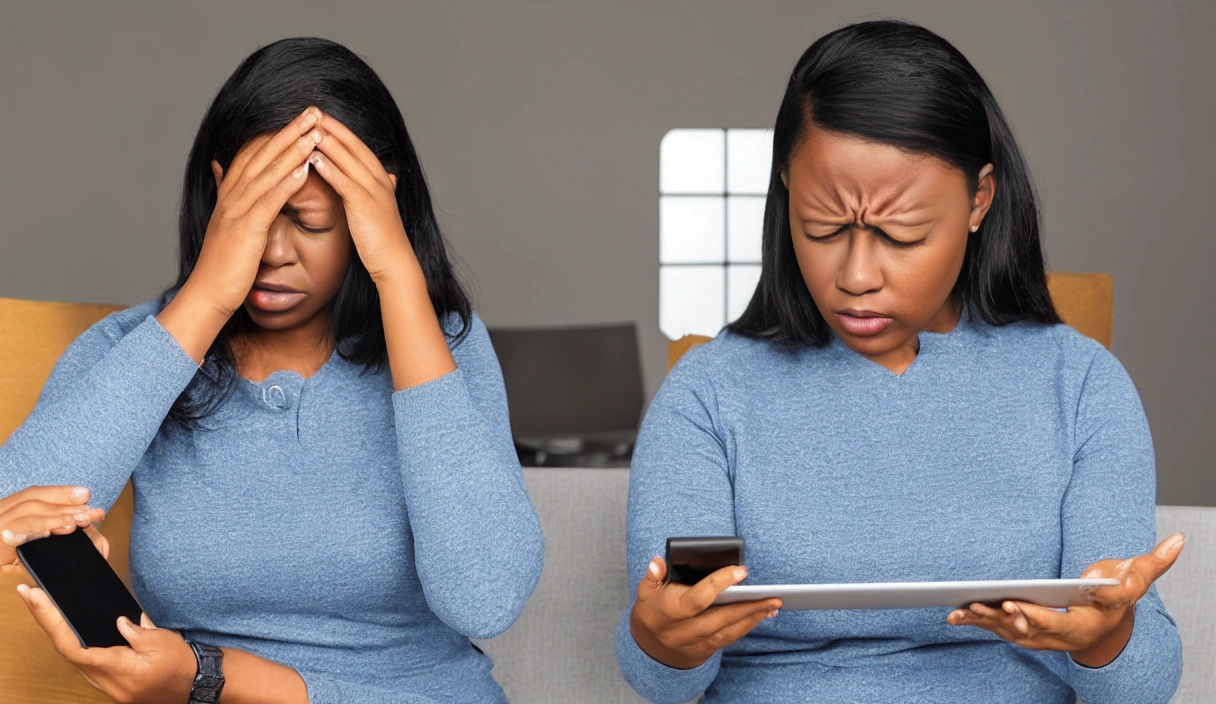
[0,297,133,703]
[666,272,1114,374]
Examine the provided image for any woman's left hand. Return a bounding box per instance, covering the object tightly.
[308,114,417,286]
[947,532,1184,667]
[17,584,195,704]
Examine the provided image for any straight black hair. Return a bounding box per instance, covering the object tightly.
[728,20,1060,346]
[165,37,471,427]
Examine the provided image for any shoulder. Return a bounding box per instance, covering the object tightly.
[441,309,498,367]
[658,330,807,414]
[973,320,1115,377]
[970,320,1139,408]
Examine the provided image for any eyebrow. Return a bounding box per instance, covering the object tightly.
[280,203,331,216]
[801,217,935,228]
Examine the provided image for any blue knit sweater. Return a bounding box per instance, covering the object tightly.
[0,299,545,703]
[616,317,1181,704]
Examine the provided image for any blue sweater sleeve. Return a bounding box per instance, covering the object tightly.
[1060,345,1182,703]
[615,347,734,704]
[0,304,200,509]
[389,312,544,640]
[301,674,446,704]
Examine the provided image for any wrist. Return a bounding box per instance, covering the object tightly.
[1070,607,1135,668]
[185,640,225,704]
[629,608,706,671]
[367,245,425,290]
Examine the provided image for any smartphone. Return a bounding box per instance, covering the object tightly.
[665,536,745,586]
[16,529,144,648]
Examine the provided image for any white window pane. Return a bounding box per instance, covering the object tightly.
[727,264,762,322]
[726,129,774,195]
[661,266,725,339]
[661,196,724,264]
[661,129,724,194]
[727,196,765,263]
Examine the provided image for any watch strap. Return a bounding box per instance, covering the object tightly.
[187,640,225,704]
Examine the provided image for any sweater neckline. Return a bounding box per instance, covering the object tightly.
[827,312,977,379]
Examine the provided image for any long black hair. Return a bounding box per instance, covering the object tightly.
[165,37,472,427]
[728,20,1060,346]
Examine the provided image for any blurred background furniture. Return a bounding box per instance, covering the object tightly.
[489,323,645,467]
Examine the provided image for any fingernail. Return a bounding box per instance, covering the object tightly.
[1003,602,1017,614]
[73,512,90,522]
[1117,558,1134,571]
[767,609,780,618]
[309,153,322,166]
[312,130,323,144]
[292,164,308,178]
[0,530,14,545]
[1016,617,1028,633]
[70,487,89,502]
[16,584,29,597]
[734,567,748,581]
[647,560,660,579]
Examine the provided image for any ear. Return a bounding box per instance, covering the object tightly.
[388,173,398,191]
[780,170,789,189]
[210,160,224,189]
[969,163,995,232]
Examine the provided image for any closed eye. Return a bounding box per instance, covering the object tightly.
[294,220,334,235]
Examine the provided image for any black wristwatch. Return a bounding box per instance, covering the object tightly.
[186,640,225,704]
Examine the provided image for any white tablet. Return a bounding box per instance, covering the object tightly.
[714,578,1121,611]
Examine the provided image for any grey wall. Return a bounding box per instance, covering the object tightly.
[1,1,1211,504]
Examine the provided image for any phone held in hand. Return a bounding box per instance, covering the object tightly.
[666,536,745,586]
[16,529,145,648]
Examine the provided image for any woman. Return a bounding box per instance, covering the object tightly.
[618,21,1182,704]
[0,38,544,703]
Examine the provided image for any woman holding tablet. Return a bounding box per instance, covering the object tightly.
[619,21,1182,704]
[0,38,543,703]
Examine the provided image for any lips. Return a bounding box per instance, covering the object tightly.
[836,309,895,336]
[248,282,306,313]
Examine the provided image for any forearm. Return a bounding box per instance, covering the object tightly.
[218,648,308,704]
[393,370,543,637]
[375,261,457,391]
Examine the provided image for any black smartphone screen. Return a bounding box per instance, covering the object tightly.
[16,529,144,648]
[665,536,745,586]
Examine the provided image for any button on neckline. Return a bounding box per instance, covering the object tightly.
[263,384,289,409]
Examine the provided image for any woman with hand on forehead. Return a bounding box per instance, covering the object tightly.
[619,20,1183,704]
[0,37,543,703]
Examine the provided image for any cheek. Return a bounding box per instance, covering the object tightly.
[300,231,353,294]
[890,235,968,299]
[790,232,843,299]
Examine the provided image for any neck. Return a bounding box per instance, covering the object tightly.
[863,298,962,375]
[235,306,336,383]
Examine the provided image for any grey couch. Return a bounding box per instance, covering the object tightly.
[477,468,1215,703]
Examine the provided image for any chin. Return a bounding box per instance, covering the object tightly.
[831,324,905,358]
[243,304,312,331]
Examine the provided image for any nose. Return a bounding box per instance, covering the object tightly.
[262,216,299,269]
[835,228,883,296]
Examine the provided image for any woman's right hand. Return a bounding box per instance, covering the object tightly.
[157,106,324,363]
[629,556,782,669]
[0,486,108,577]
